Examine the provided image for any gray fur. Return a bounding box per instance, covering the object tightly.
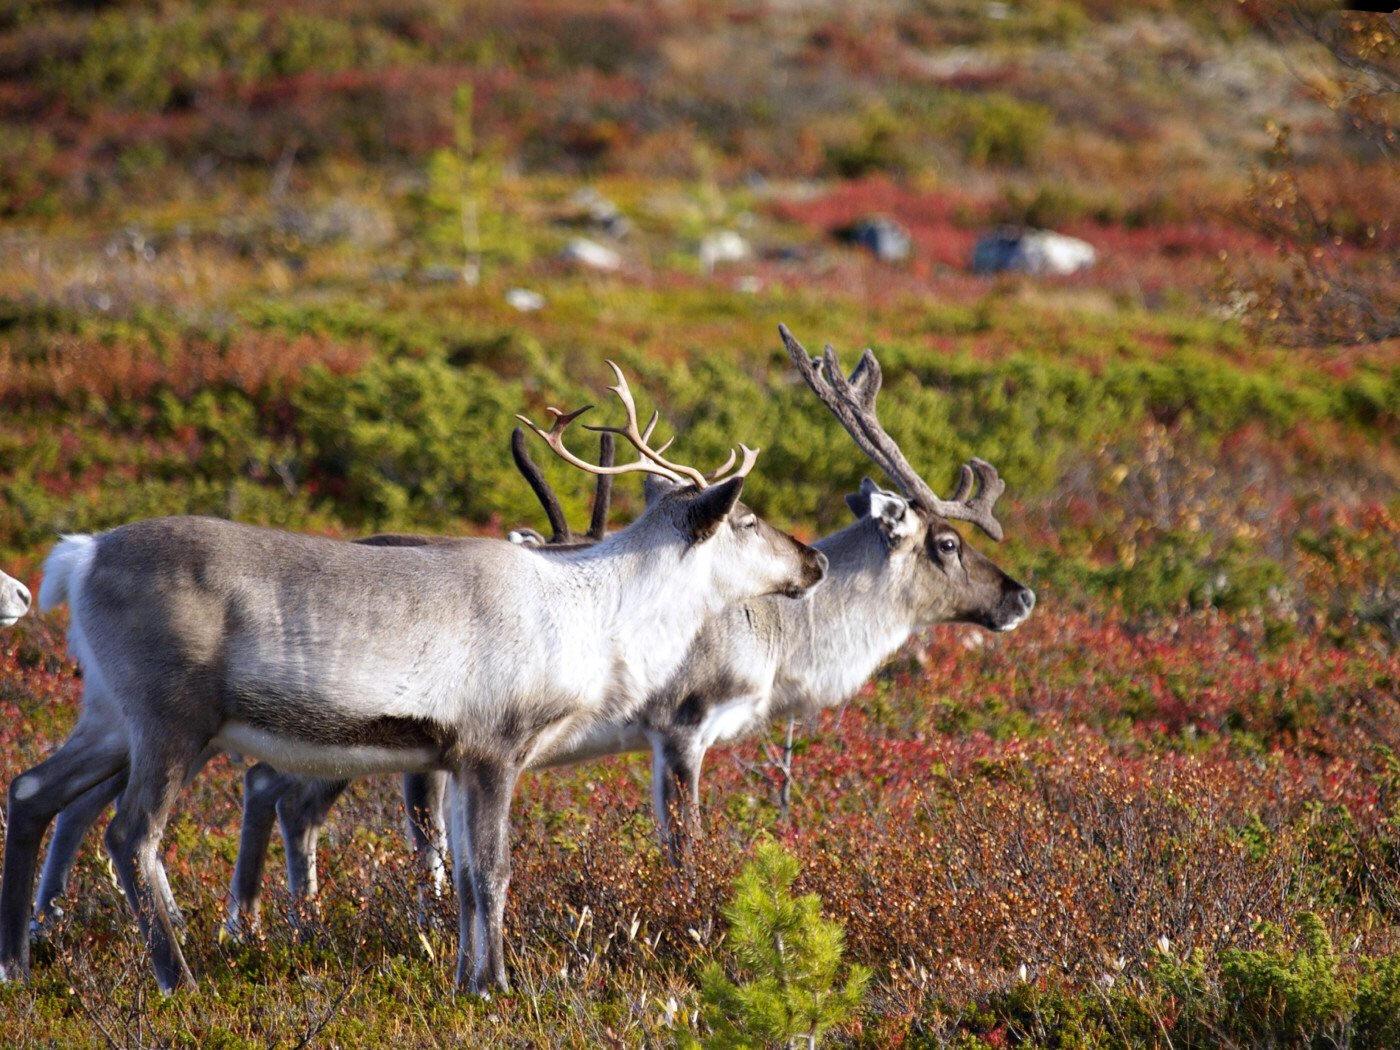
[229,482,1032,905]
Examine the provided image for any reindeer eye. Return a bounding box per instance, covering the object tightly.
[937,537,959,555]
[736,514,757,530]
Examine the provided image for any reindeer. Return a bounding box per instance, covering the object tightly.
[212,324,1035,914]
[2,363,827,995]
[26,429,617,943]
[0,571,30,627]
[222,430,620,937]
[631,326,1035,856]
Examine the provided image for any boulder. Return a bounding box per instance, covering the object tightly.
[972,227,1096,276]
[560,238,622,272]
[698,230,751,273]
[563,188,631,238]
[840,217,912,262]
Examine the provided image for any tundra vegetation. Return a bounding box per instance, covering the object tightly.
[0,0,1397,1045]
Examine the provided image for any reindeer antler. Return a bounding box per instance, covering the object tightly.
[518,361,758,489]
[511,428,617,544]
[779,324,1006,541]
[586,432,614,540]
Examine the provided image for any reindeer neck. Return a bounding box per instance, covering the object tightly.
[772,518,921,714]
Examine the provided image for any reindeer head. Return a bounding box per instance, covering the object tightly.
[0,571,31,627]
[782,325,1035,633]
[518,362,827,604]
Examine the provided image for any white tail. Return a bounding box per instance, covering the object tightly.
[38,535,96,613]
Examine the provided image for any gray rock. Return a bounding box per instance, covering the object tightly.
[419,264,467,284]
[841,217,912,262]
[564,188,631,238]
[972,227,1096,276]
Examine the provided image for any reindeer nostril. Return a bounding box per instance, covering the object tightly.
[1019,588,1035,613]
[813,551,829,578]
[16,585,29,609]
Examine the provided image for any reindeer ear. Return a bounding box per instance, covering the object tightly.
[867,490,918,545]
[508,528,547,547]
[844,476,882,518]
[685,476,745,541]
[643,474,680,505]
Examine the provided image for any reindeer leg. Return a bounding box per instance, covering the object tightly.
[650,730,705,869]
[1,720,129,981]
[226,763,290,939]
[450,776,477,989]
[456,760,520,996]
[32,768,126,938]
[402,771,450,928]
[276,776,350,934]
[104,730,206,992]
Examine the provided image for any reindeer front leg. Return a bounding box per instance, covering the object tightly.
[454,759,521,996]
[650,731,706,869]
[402,771,450,927]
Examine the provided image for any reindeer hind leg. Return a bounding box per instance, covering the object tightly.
[276,775,350,933]
[1,721,128,980]
[32,768,127,938]
[104,734,207,992]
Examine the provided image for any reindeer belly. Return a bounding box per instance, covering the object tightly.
[213,722,442,778]
[531,720,649,768]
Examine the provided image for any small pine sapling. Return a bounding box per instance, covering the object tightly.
[682,840,869,1049]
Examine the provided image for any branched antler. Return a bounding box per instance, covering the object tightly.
[510,428,616,543]
[779,324,1006,541]
[518,361,758,489]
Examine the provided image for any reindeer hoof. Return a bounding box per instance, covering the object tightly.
[30,905,63,941]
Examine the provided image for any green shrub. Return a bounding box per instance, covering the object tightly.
[294,357,535,528]
[1355,954,1400,1050]
[822,105,911,178]
[950,93,1052,168]
[682,840,869,1049]
[1147,914,1400,1047]
[1218,914,1350,1044]
[1089,530,1288,616]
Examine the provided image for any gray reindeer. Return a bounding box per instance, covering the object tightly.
[3,362,827,994]
[25,428,618,942]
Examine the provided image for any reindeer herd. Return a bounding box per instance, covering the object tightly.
[0,326,1033,996]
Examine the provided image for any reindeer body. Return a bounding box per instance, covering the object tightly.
[53,516,717,779]
[209,329,1037,914]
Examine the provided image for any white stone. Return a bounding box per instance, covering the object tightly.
[560,238,622,272]
[972,228,1097,276]
[698,230,750,273]
[505,288,546,312]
